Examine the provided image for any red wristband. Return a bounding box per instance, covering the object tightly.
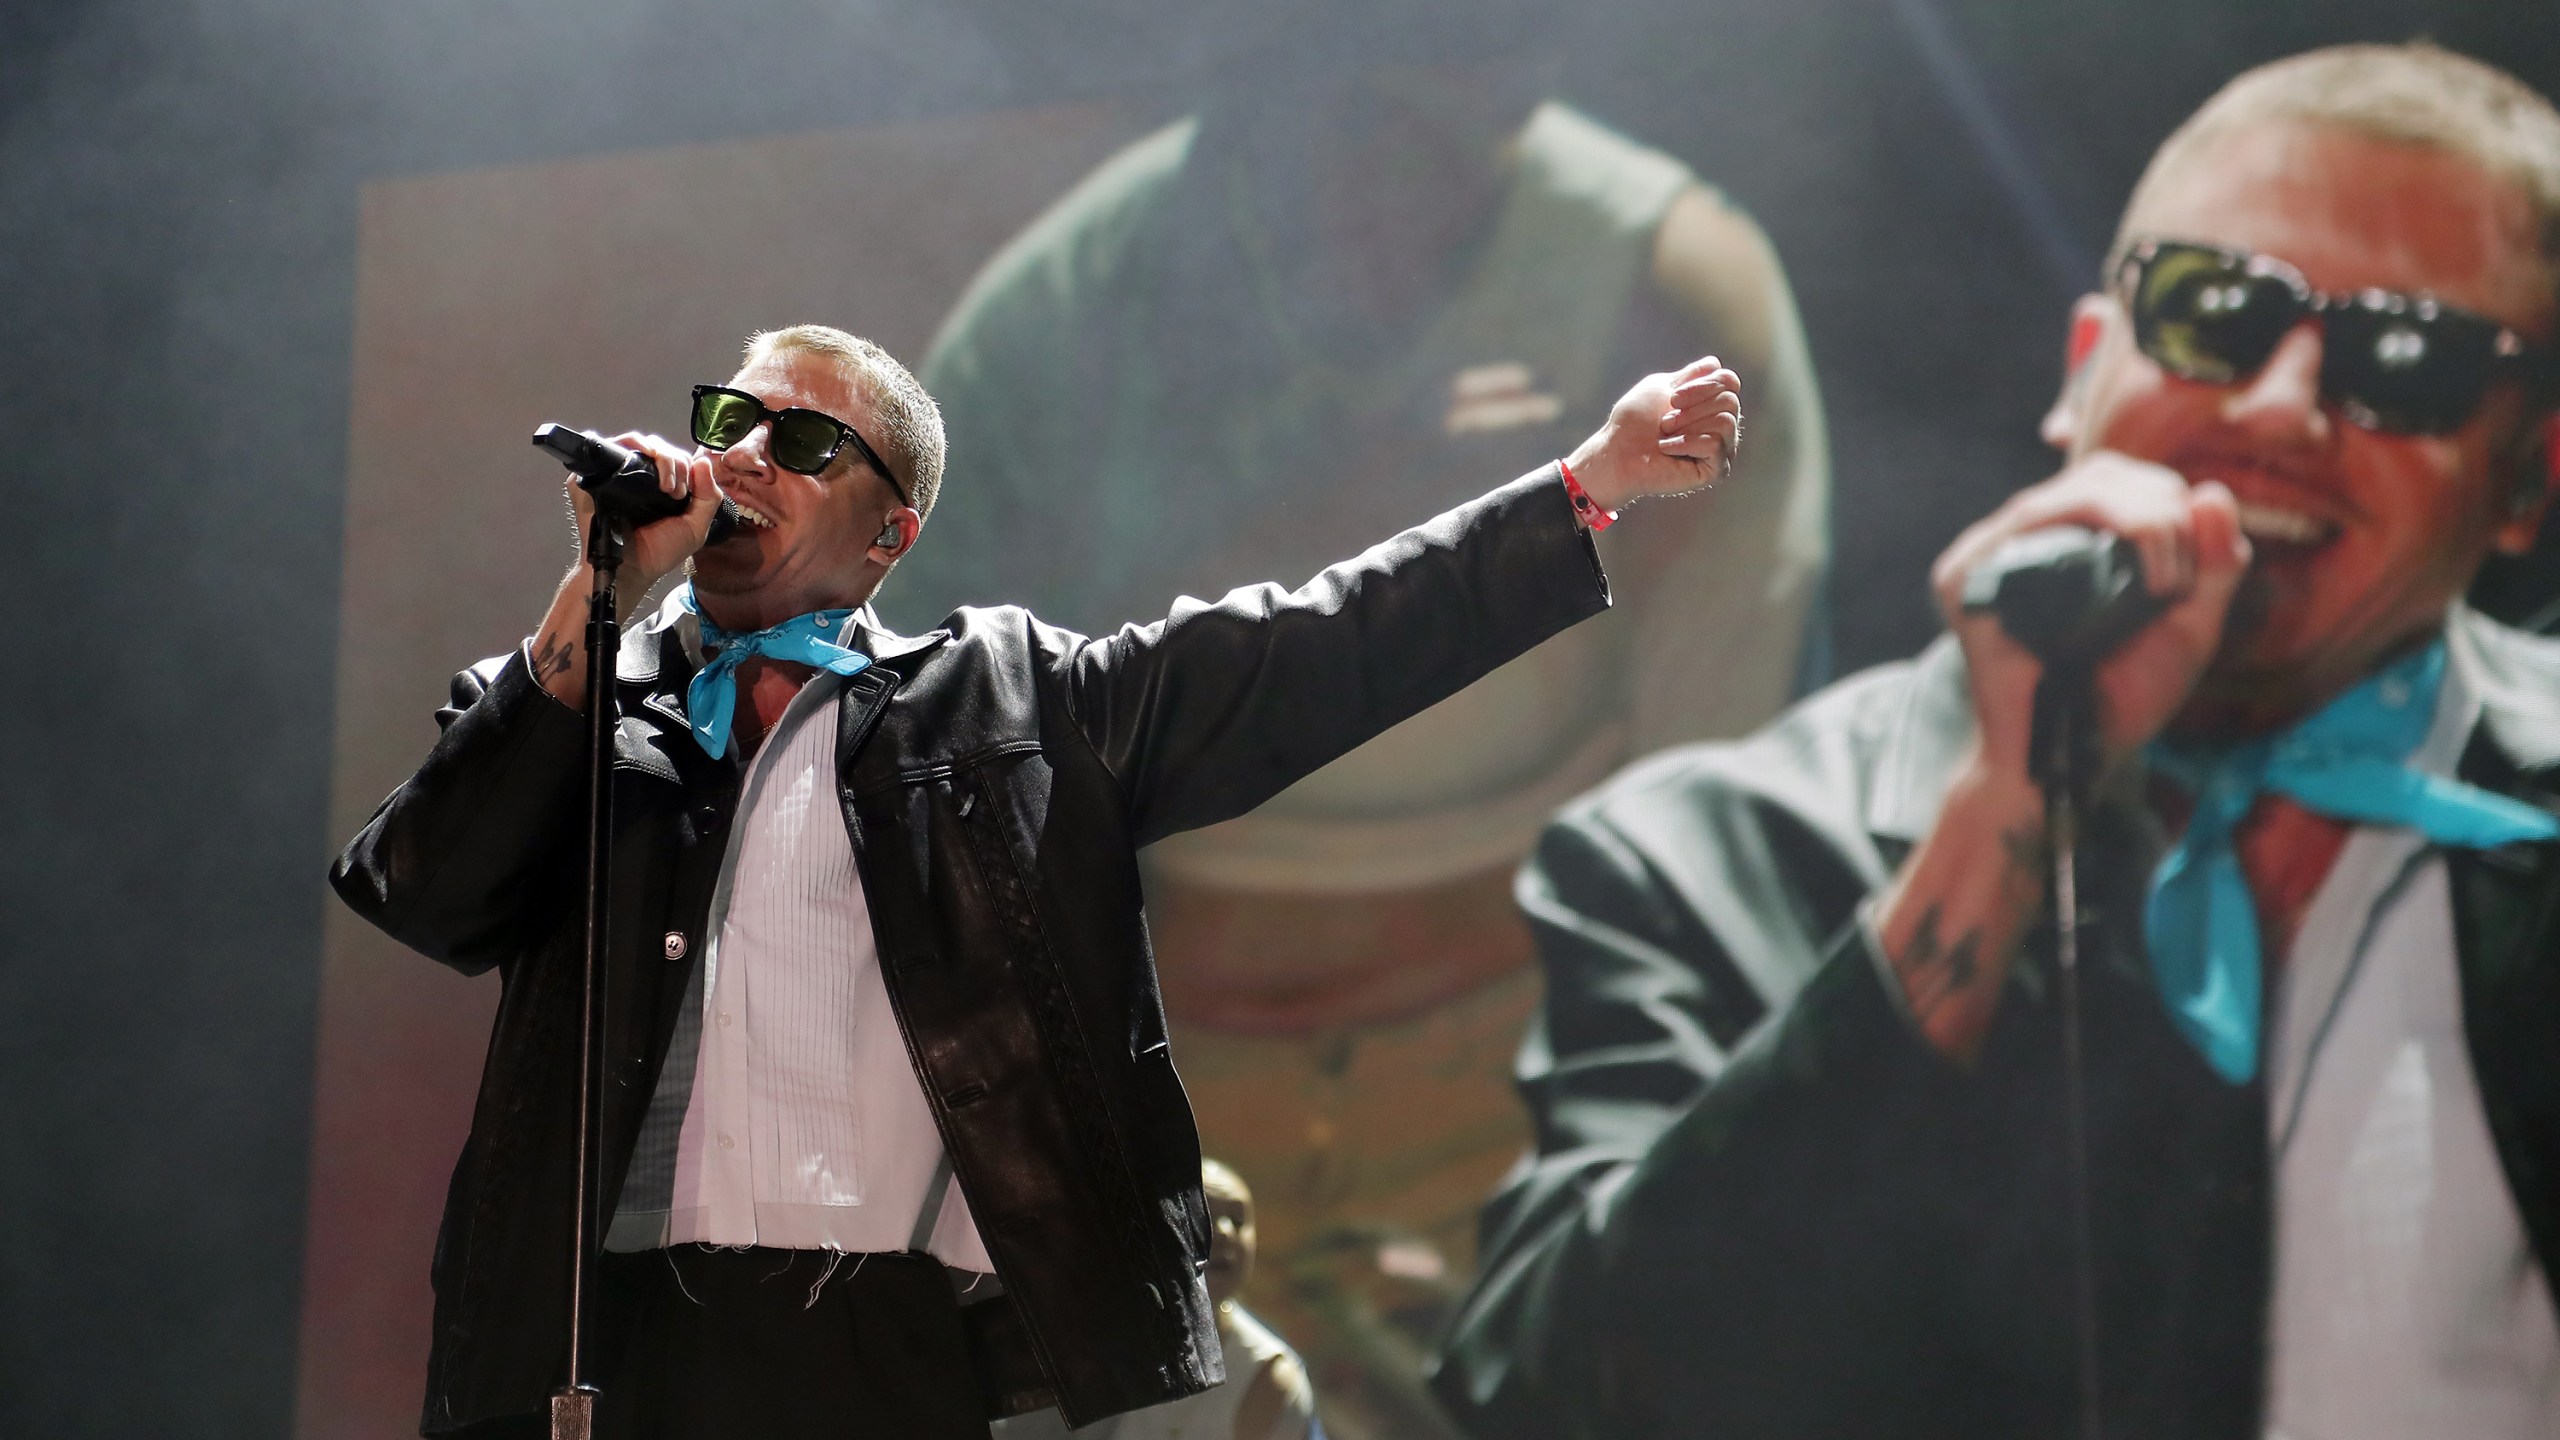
[1558,459,1616,532]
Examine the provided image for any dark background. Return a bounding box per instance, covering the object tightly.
[2,0,2551,1433]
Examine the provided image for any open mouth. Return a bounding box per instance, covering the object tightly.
[2232,500,2338,553]
[727,500,778,530]
[2177,449,2345,556]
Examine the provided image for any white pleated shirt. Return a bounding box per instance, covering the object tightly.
[606,652,992,1270]
[2263,650,2560,1438]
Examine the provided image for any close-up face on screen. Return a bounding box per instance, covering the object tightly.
[8,4,2560,1440]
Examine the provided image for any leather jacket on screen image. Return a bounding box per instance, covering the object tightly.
[1433,609,2560,1440]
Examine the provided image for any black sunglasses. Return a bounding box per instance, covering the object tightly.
[2112,237,2552,436]
[690,384,907,505]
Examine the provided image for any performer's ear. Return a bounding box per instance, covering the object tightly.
[2040,297,2110,453]
[869,507,921,563]
[2064,305,2104,375]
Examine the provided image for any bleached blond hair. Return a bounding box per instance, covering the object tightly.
[744,325,947,522]
[2121,43,2560,294]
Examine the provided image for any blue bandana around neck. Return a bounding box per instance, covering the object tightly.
[674,584,872,759]
[2144,640,2559,1084]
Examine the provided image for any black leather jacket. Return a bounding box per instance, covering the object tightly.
[332,469,1607,1435]
[1434,607,2560,1440]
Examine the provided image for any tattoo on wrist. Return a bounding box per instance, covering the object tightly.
[1897,903,1984,1022]
[2000,822,2051,877]
[531,635,571,681]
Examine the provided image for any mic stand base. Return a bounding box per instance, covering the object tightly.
[550,1385,598,1440]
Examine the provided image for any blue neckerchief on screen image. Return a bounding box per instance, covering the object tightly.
[2146,640,2559,1083]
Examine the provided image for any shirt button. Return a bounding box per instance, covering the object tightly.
[663,932,688,961]
[718,1133,736,1151]
[717,1011,734,1029]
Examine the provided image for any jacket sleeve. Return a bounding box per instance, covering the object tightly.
[1056,466,1610,847]
[1430,737,1980,1440]
[328,647,588,974]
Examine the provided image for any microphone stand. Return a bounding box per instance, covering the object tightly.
[2027,659,2105,1440]
[553,511,626,1440]
[1963,525,2167,1440]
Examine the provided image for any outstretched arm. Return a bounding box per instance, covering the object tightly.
[1061,362,1742,843]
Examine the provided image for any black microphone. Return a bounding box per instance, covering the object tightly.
[531,423,741,546]
[1959,525,2169,668]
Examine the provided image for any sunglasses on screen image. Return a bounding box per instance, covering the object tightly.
[690,384,908,505]
[2113,237,2553,437]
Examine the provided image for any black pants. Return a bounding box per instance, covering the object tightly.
[586,1247,992,1440]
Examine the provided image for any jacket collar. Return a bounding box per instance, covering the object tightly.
[1861,604,2560,845]
[611,588,950,743]
[613,587,950,686]
[853,607,951,669]
[2447,603,2560,776]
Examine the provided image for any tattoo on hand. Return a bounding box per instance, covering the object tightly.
[1899,903,1983,1022]
[2000,822,2051,878]
[531,635,571,681]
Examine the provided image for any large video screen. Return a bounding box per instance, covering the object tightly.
[302,15,2560,1439]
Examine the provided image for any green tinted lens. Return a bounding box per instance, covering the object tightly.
[693,390,761,448]
[2324,304,2496,436]
[767,410,846,474]
[2136,247,2299,384]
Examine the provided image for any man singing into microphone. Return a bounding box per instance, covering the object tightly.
[331,324,1739,1440]
[1435,43,2560,1440]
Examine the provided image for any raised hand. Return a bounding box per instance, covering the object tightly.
[529,433,723,709]
[1931,452,2254,785]
[1564,355,1744,514]
[562,431,725,595]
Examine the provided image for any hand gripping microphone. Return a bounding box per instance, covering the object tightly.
[532,423,740,546]
[1959,525,2167,669]
[1958,524,2174,802]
